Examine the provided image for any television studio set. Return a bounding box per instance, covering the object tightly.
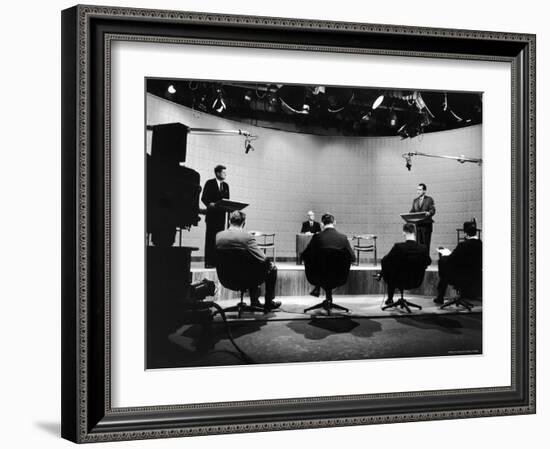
[144,79,483,369]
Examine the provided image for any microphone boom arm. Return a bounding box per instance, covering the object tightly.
[402,151,482,166]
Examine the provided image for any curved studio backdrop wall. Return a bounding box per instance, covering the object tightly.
[146,93,482,260]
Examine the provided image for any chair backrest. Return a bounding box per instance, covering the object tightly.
[305,247,352,290]
[353,234,376,250]
[215,248,267,292]
[393,252,428,291]
[249,231,275,246]
[354,234,376,241]
[452,241,482,298]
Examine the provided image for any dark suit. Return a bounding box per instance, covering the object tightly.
[436,238,482,300]
[381,240,431,301]
[201,178,230,267]
[302,228,356,288]
[300,220,322,234]
[410,195,436,253]
[216,228,277,302]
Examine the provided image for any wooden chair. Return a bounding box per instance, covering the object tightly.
[249,231,276,261]
[352,234,377,265]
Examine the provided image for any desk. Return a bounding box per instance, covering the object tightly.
[296,233,313,265]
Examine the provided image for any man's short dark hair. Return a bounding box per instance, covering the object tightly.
[214,164,226,174]
[403,223,416,234]
[229,210,246,226]
[321,213,335,225]
[463,221,477,237]
[418,183,427,191]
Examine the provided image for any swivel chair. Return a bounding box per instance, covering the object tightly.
[381,254,427,313]
[304,248,352,315]
[440,271,482,311]
[440,238,482,311]
[215,248,268,318]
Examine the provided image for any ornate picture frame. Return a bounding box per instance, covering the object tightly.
[61,4,535,443]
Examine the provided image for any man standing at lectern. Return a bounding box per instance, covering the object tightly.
[410,183,436,255]
[201,165,230,268]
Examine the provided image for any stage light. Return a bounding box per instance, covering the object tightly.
[450,110,464,122]
[167,84,176,94]
[214,100,226,113]
[421,112,432,128]
[197,94,208,112]
[245,139,254,154]
[404,153,413,170]
[302,104,310,114]
[372,95,384,110]
[389,109,398,127]
[398,124,409,139]
[312,86,325,95]
[244,91,252,102]
[212,90,227,114]
[326,88,354,113]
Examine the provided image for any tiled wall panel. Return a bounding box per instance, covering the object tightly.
[147,94,482,259]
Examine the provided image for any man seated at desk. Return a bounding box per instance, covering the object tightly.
[300,210,322,234]
[216,211,282,311]
[380,223,432,305]
[302,213,356,297]
[433,221,482,304]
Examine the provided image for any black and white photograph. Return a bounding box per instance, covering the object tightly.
[52,1,538,445]
[145,79,483,369]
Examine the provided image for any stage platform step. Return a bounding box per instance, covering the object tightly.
[210,295,481,322]
[191,262,440,298]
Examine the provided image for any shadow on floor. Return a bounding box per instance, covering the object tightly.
[393,312,482,335]
[165,320,267,362]
[34,421,60,437]
[285,317,382,341]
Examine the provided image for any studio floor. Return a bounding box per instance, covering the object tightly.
[147,294,482,369]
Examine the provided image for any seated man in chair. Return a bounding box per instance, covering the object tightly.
[300,210,322,234]
[433,221,482,305]
[380,223,431,306]
[302,213,356,298]
[216,211,281,311]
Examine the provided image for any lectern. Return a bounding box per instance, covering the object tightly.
[400,212,429,224]
[214,199,249,227]
[400,211,430,237]
[214,199,249,213]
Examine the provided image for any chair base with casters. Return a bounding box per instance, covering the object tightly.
[439,284,478,312]
[304,291,349,315]
[440,296,474,311]
[382,290,422,313]
[213,290,265,318]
